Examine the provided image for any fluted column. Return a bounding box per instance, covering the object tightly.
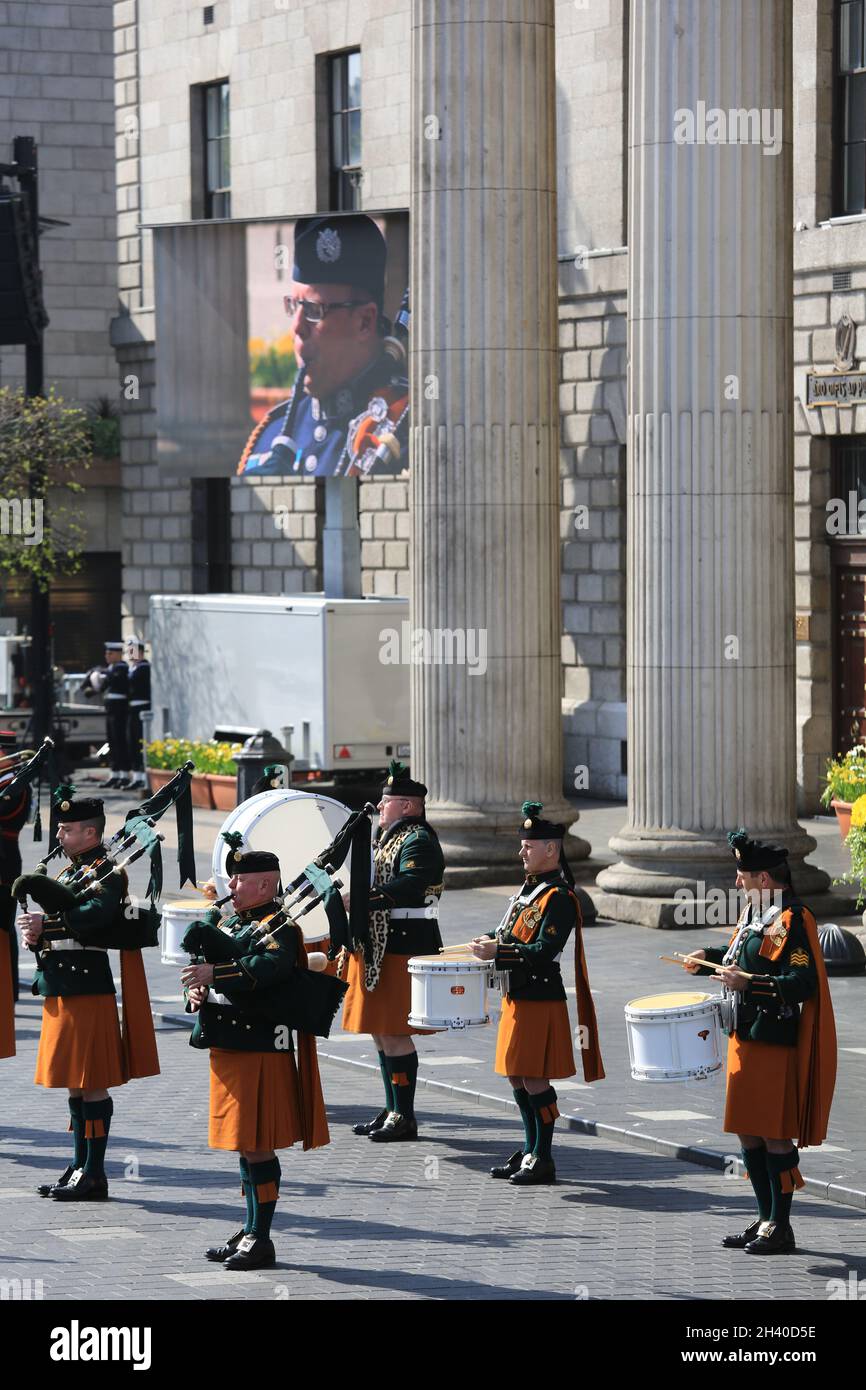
[596,0,832,924]
[410,0,590,885]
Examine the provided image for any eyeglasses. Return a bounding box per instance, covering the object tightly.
[283,295,371,323]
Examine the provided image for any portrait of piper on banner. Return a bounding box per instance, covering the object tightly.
[238,212,409,480]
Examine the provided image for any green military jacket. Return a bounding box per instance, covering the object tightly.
[370,817,445,956]
[697,892,818,1046]
[32,847,125,998]
[487,871,579,1002]
[187,899,301,1053]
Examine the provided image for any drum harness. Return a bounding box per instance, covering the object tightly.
[720,899,794,1033]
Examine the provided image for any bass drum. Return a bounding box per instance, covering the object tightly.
[212,789,359,947]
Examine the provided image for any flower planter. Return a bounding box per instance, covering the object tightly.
[190,773,215,810]
[206,774,237,811]
[832,799,853,842]
[146,769,174,795]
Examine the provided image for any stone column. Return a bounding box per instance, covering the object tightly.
[410,0,592,888]
[595,0,836,925]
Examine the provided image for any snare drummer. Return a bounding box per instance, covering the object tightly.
[341,760,445,1142]
[181,848,329,1271]
[470,802,604,1186]
[684,830,836,1255]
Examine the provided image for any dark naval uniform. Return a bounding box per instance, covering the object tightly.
[126,657,151,777]
[239,352,408,480]
[182,852,328,1272]
[102,652,129,774]
[343,761,444,1142]
[691,829,836,1256]
[238,213,408,480]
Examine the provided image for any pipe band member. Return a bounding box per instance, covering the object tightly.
[181,848,329,1272]
[21,791,159,1201]
[685,828,836,1256]
[342,760,445,1143]
[471,801,604,1186]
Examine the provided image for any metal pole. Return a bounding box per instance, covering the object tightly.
[13,136,52,745]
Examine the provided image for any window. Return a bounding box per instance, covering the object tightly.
[328,51,362,211]
[837,1,866,214]
[202,80,230,219]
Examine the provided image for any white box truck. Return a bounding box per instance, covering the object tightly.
[148,594,410,782]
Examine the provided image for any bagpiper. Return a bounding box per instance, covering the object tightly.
[19,789,160,1200]
[181,846,329,1271]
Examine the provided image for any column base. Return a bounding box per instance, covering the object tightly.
[593,825,854,926]
[428,799,597,920]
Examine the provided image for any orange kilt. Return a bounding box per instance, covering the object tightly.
[34,994,125,1090]
[0,931,14,1059]
[208,1048,304,1152]
[494,997,576,1079]
[724,1035,799,1140]
[341,950,437,1035]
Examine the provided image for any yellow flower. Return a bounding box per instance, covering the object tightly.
[851,795,866,829]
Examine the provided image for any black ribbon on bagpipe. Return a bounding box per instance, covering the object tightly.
[124,760,197,894]
[302,804,373,963]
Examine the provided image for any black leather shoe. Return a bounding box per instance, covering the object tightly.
[50,1170,109,1201]
[509,1155,556,1186]
[205,1228,247,1262]
[352,1108,389,1136]
[223,1235,276,1271]
[369,1113,418,1143]
[490,1149,527,1180]
[38,1165,75,1197]
[744,1222,796,1256]
[721,1219,763,1249]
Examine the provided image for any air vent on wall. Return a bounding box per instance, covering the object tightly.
[833,270,852,292]
[203,5,214,24]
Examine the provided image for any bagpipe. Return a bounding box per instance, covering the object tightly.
[179,801,379,1038]
[15,760,198,952]
[0,737,55,841]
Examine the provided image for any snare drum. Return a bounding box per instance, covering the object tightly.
[624,990,723,1082]
[407,954,493,1030]
[161,901,209,966]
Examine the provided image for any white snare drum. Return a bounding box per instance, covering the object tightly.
[161,901,210,965]
[407,954,493,1030]
[213,789,365,947]
[624,990,723,1082]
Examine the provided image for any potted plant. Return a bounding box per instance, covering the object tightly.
[200,740,242,811]
[820,746,866,840]
[145,738,214,808]
[833,794,866,908]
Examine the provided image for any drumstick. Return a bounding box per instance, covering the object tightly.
[659,951,756,980]
[438,941,484,954]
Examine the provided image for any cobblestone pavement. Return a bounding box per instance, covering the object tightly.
[2,1023,865,1302]
[4,790,864,1301]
